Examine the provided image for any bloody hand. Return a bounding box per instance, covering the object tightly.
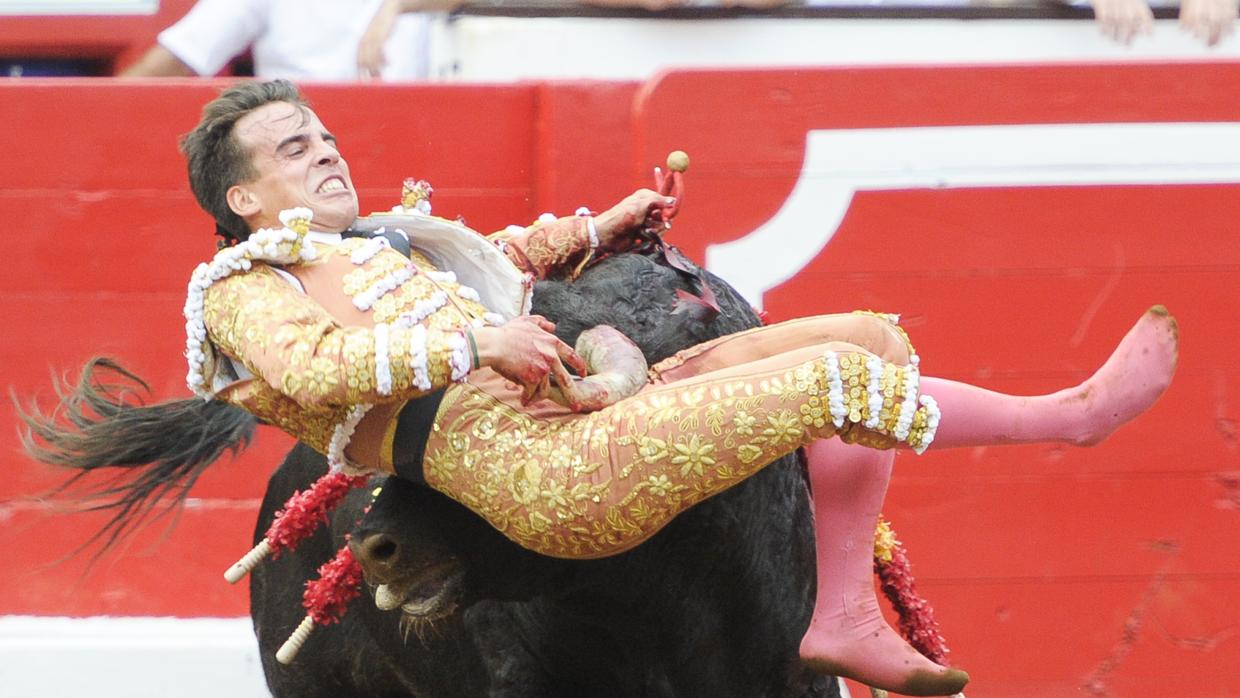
[593,189,677,253]
[473,316,588,405]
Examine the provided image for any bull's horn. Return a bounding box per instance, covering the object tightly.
[224,539,272,584]
[276,616,315,665]
[374,584,404,611]
[548,326,647,412]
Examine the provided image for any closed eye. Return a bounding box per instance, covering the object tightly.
[277,134,311,158]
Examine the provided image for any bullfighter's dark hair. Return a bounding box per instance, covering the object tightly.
[15,358,256,552]
[180,79,308,246]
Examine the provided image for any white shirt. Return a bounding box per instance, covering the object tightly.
[158,0,433,81]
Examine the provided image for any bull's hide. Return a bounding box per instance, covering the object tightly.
[250,252,840,698]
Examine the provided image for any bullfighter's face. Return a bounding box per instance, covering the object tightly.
[228,101,359,234]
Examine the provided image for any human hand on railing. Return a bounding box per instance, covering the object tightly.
[359,0,467,78]
[1089,0,1154,44]
[358,0,399,78]
[1180,0,1238,45]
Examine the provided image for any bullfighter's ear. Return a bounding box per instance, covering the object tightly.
[226,184,260,218]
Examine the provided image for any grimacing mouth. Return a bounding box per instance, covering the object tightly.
[316,174,348,194]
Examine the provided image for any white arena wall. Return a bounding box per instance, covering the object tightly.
[0,617,267,697]
[427,15,1240,81]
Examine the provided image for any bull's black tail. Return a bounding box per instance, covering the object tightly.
[15,357,257,551]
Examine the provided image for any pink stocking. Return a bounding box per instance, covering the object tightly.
[798,309,1176,694]
[799,439,969,696]
[923,306,1178,450]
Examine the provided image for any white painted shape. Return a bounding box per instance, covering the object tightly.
[0,616,269,697]
[0,0,155,14]
[705,122,1240,307]
[433,18,1240,82]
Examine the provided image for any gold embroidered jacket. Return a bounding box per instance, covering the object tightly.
[199,213,597,471]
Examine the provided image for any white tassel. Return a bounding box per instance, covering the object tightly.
[183,209,317,397]
[913,395,941,455]
[374,324,392,396]
[327,405,371,473]
[825,351,846,429]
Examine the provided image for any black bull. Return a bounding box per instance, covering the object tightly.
[250,252,841,697]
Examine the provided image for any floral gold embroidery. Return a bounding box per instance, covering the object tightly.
[424,348,935,560]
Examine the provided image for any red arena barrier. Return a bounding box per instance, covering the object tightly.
[2,66,1238,695]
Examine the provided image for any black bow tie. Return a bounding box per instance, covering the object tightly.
[343,226,412,260]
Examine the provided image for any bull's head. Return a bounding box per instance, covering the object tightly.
[349,475,560,627]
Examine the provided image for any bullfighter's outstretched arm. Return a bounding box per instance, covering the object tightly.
[488,216,598,281]
[489,189,677,281]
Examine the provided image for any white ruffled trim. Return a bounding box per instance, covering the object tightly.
[350,233,390,265]
[374,323,392,396]
[392,201,432,216]
[456,285,481,303]
[912,395,941,455]
[893,355,921,443]
[394,290,448,329]
[824,351,846,429]
[576,205,599,249]
[864,356,885,430]
[447,331,471,382]
[278,207,314,229]
[585,216,599,251]
[483,312,506,327]
[537,212,556,224]
[353,265,414,311]
[426,270,457,285]
[183,209,315,398]
[183,264,211,393]
[409,324,431,391]
[327,404,371,473]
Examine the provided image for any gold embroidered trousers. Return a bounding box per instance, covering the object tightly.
[421,313,935,559]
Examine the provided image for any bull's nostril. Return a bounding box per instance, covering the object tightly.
[371,538,397,561]
[355,532,401,572]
